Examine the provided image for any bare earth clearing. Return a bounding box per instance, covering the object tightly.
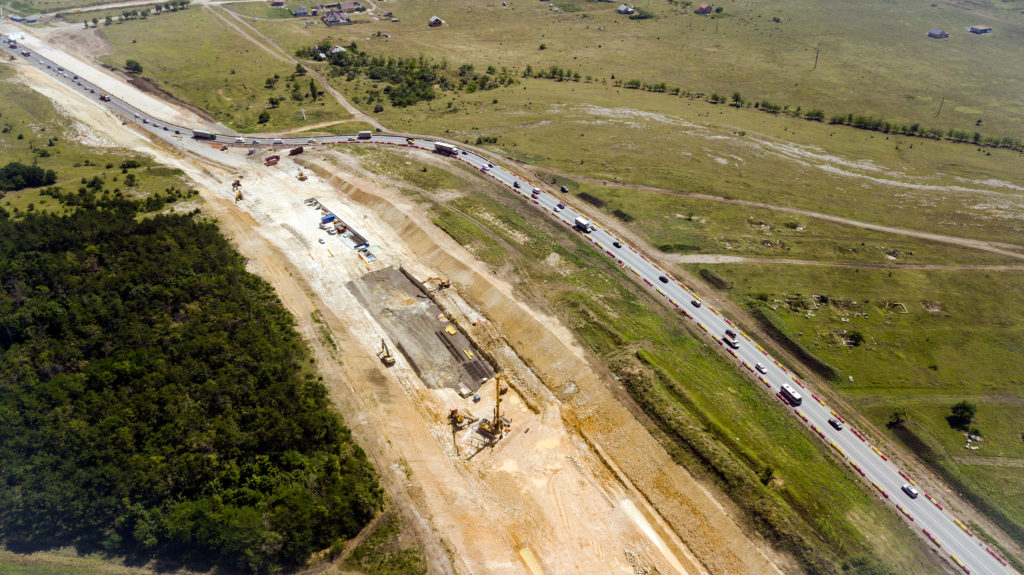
[0,28,786,575]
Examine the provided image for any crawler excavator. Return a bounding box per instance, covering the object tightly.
[378,338,396,367]
[232,179,243,202]
[425,277,451,291]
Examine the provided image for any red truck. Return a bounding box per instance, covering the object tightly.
[288,146,304,156]
[265,155,280,166]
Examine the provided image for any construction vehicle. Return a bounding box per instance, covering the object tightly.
[232,179,243,202]
[98,93,111,102]
[289,146,304,156]
[476,375,511,440]
[448,408,478,430]
[265,154,280,166]
[378,338,396,367]
[298,170,308,181]
[425,277,451,290]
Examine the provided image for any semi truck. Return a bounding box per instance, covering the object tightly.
[434,142,458,156]
[192,129,216,140]
[288,146,304,156]
[357,130,373,140]
[574,216,595,233]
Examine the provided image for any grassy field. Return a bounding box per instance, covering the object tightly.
[220,1,293,20]
[0,66,193,212]
[336,146,942,574]
[694,262,1024,549]
[0,549,160,575]
[98,8,350,133]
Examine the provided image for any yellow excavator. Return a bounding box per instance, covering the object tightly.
[477,374,511,439]
[378,338,395,367]
[232,179,243,202]
[298,170,308,181]
[448,408,478,430]
[425,277,451,291]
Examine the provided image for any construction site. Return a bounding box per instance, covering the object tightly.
[3,27,790,575]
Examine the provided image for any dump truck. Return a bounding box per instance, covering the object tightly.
[264,154,280,166]
[434,142,458,156]
[288,146,304,156]
[192,129,216,140]
[98,93,111,102]
[357,130,372,140]
[574,216,595,233]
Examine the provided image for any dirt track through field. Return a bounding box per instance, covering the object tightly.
[665,254,1024,271]
[515,162,1024,261]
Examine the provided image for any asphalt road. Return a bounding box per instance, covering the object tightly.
[2,34,1014,575]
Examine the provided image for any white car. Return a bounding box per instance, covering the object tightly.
[235,137,245,144]
[901,484,919,499]
[755,363,768,374]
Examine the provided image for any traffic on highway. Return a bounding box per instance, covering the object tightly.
[3,33,1014,575]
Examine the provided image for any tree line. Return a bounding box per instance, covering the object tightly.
[0,194,381,573]
[0,161,57,193]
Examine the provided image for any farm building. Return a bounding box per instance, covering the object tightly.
[969,25,992,34]
[321,9,350,25]
[339,1,363,12]
[694,3,712,14]
[270,0,284,6]
[928,28,949,38]
[428,15,443,26]
[291,6,309,16]
[616,4,635,14]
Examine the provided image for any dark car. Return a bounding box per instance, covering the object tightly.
[725,329,737,340]
[556,202,565,209]
[828,418,844,431]
[560,185,569,193]
[691,299,702,308]
[613,241,622,248]
[659,276,669,283]
[513,181,520,189]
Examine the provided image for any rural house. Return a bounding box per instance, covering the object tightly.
[428,15,443,27]
[616,4,635,15]
[321,9,350,25]
[928,28,949,38]
[291,6,309,17]
[339,1,363,12]
[270,0,284,6]
[694,3,712,14]
[969,25,992,34]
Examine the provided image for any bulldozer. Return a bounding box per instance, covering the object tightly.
[425,277,451,291]
[476,374,511,440]
[378,338,396,367]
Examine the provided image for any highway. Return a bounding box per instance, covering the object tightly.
[2,33,1015,575]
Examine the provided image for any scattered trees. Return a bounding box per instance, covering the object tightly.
[258,111,271,124]
[125,59,144,74]
[887,407,908,429]
[947,401,977,430]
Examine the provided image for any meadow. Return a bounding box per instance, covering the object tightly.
[98,8,350,133]
[695,262,1024,553]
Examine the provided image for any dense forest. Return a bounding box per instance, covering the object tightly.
[0,161,57,192]
[0,198,381,573]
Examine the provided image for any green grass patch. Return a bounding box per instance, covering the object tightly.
[98,8,350,133]
[221,1,293,20]
[343,513,426,575]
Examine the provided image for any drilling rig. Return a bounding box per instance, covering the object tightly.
[476,374,511,440]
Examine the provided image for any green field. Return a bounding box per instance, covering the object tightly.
[694,262,1024,548]
[0,66,193,212]
[335,146,941,574]
[98,8,350,133]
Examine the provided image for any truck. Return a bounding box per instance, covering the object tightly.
[434,142,458,156]
[574,216,595,233]
[192,129,216,140]
[98,93,111,102]
[288,146,304,156]
[264,154,280,166]
[357,130,373,140]
[320,213,336,224]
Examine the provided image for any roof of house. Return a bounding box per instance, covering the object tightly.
[321,9,349,22]
[928,28,947,36]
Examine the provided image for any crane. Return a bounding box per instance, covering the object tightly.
[378,338,395,367]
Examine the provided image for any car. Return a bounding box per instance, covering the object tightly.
[307,138,317,144]
[556,202,565,209]
[235,137,245,144]
[163,126,169,131]
[272,138,284,145]
[755,363,768,374]
[174,130,180,135]
[460,150,468,155]
[725,338,739,350]
[38,60,43,65]
[46,65,51,69]
[152,122,159,128]
[828,418,844,431]
[658,276,669,283]
[487,162,494,168]
[531,191,540,199]
[481,166,489,173]
[560,185,569,193]
[73,75,78,80]
[142,118,148,124]
[725,329,737,340]
[691,299,702,308]
[57,66,63,71]
[253,139,261,145]
[406,138,415,144]
[613,241,622,248]
[513,181,520,189]
[90,88,95,93]
[901,484,919,499]
[318,238,326,244]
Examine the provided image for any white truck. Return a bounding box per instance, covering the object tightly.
[434,142,458,155]
[574,216,595,233]
[357,130,373,140]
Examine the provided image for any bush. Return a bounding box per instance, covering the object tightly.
[125,59,143,74]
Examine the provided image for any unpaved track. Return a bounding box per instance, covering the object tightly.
[2,44,785,574]
[666,254,1024,271]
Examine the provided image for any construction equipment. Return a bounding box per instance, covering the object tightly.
[425,277,451,290]
[378,338,396,367]
[265,154,280,166]
[476,374,511,440]
[232,179,243,202]
[448,408,478,430]
[298,170,308,181]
